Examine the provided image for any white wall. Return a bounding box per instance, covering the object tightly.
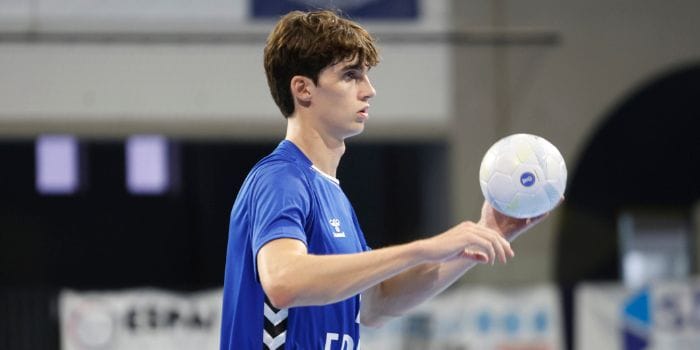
[0,0,451,138]
[0,41,452,138]
[0,0,453,138]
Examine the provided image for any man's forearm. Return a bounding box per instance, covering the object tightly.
[261,218,514,311]
[259,239,429,309]
[361,203,548,327]
[361,257,479,326]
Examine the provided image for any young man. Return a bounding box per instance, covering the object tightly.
[220,10,545,350]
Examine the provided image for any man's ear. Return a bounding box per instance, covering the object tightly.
[290,75,313,105]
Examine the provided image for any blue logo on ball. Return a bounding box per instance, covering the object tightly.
[520,172,536,187]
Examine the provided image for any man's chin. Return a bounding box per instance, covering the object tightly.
[345,124,365,138]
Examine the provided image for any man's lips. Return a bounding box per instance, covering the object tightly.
[357,106,369,120]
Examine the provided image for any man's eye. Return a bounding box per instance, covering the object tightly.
[345,71,360,80]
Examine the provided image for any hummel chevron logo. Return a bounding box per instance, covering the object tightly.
[263,298,287,350]
[263,329,286,350]
[264,302,288,326]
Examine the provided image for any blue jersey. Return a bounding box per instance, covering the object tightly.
[220,140,370,350]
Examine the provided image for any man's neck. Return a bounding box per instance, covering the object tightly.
[285,117,345,178]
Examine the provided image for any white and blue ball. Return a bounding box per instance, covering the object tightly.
[479,133,567,218]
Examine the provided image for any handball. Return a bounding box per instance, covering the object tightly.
[479,133,567,218]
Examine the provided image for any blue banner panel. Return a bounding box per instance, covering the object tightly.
[252,0,418,20]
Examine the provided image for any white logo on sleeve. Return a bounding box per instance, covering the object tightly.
[329,218,346,238]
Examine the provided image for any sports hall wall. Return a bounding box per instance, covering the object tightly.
[2,0,698,282]
[0,0,699,349]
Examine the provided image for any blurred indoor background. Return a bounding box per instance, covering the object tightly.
[0,0,698,349]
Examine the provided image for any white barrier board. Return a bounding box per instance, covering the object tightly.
[576,279,700,350]
[59,285,562,350]
[59,288,222,350]
[361,285,563,350]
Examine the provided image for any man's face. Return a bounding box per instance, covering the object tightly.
[309,57,376,140]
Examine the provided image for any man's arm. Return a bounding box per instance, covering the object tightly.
[359,257,478,327]
[360,201,549,327]
[256,220,512,309]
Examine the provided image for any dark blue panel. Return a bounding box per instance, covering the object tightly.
[623,329,649,350]
[252,0,418,20]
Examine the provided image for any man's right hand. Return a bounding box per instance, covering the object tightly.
[417,221,514,265]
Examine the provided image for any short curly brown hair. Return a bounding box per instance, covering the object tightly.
[263,10,380,118]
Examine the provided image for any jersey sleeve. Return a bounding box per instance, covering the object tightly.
[250,162,311,278]
[350,206,371,252]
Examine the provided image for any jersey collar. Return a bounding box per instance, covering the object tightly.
[279,140,340,185]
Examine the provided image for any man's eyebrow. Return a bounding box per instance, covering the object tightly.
[340,62,370,72]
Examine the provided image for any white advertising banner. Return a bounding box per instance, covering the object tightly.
[361,285,563,350]
[59,288,222,350]
[59,285,562,350]
[575,279,700,350]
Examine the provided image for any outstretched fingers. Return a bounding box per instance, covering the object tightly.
[462,249,489,263]
[488,229,513,264]
[469,234,497,263]
[464,225,513,265]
